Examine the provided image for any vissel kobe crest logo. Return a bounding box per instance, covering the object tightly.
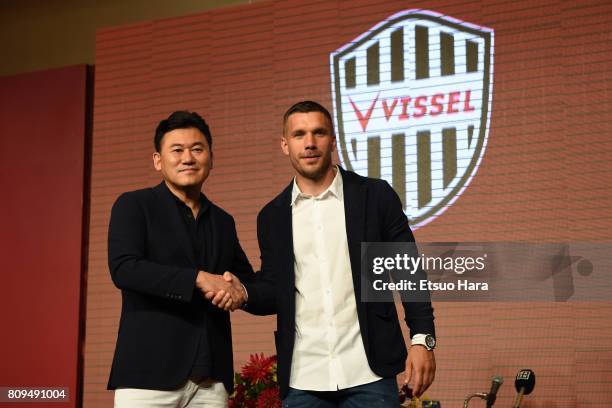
[330,9,494,229]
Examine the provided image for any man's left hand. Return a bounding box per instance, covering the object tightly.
[404,346,436,398]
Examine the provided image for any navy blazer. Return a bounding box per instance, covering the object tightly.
[107,182,254,392]
[245,167,435,399]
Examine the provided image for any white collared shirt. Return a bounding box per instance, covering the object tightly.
[289,168,382,391]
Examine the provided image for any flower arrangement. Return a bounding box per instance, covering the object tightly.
[229,353,281,408]
[399,384,440,407]
[402,398,441,408]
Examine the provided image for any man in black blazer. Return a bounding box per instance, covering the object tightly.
[241,101,436,407]
[107,111,251,407]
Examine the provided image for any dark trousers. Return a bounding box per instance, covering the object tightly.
[282,378,399,408]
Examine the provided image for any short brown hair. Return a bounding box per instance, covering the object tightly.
[283,101,334,133]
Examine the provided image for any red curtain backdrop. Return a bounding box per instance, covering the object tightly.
[0,65,91,408]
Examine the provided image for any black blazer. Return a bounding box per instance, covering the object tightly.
[107,182,254,392]
[246,167,435,399]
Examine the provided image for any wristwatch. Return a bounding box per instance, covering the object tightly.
[411,334,436,351]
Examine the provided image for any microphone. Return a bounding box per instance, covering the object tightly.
[485,375,504,407]
[462,375,503,408]
[512,369,536,408]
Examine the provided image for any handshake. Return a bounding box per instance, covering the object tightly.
[195,271,247,311]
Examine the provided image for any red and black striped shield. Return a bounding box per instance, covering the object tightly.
[330,9,494,229]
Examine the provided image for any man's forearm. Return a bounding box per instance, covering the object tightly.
[109,256,198,302]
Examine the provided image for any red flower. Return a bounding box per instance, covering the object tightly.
[256,387,281,408]
[241,354,277,384]
[230,383,246,406]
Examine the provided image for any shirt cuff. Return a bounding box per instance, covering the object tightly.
[239,283,249,310]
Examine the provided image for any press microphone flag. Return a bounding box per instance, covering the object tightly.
[513,369,536,408]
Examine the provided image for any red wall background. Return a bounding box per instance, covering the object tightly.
[0,65,91,407]
[84,0,612,406]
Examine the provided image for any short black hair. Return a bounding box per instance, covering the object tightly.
[154,111,212,152]
[283,101,334,133]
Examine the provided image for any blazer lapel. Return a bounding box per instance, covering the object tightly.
[340,168,369,336]
[341,167,367,272]
[153,182,197,266]
[202,197,220,273]
[274,182,295,291]
[272,182,296,327]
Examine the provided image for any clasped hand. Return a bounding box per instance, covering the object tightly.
[196,271,246,311]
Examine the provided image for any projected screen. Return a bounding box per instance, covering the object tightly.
[330,9,493,229]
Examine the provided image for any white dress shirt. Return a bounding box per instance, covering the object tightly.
[289,168,382,391]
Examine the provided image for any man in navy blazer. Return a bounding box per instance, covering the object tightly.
[107,111,251,407]
[239,101,436,407]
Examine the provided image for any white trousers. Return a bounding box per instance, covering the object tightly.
[114,380,227,408]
